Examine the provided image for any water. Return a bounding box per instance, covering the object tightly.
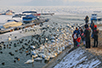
[0,6,102,68]
[0,36,46,68]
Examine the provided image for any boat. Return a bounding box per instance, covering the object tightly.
[12,10,39,18]
[23,14,37,24]
[22,11,41,24]
[3,20,22,29]
[91,14,97,21]
[0,10,50,34]
[12,14,26,18]
[22,11,37,14]
[41,13,54,16]
[0,10,15,15]
[91,14,102,21]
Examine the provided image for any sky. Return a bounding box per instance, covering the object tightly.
[0,0,102,6]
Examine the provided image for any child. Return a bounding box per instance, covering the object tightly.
[76,34,81,47]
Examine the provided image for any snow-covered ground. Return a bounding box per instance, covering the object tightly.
[0,25,41,42]
[98,27,102,30]
[54,47,101,68]
[0,15,12,26]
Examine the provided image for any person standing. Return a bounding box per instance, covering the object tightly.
[81,32,85,46]
[79,27,83,43]
[90,20,95,38]
[84,25,91,48]
[79,27,85,46]
[72,32,77,47]
[72,27,80,47]
[93,25,99,47]
[79,27,83,34]
[84,16,89,24]
[74,32,77,46]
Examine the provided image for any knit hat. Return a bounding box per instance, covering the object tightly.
[94,25,97,28]
[76,27,78,30]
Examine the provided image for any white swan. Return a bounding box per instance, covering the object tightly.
[31,50,38,58]
[25,56,34,64]
[45,56,50,61]
[34,57,42,61]
[30,46,35,49]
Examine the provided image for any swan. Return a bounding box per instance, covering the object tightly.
[25,59,34,64]
[30,46,35,50]
[45,56,50,61]
[25,56,34,64]
[31,51,38,58]
[44,45,50,61]
[38,51,47,59]
[8,37,11,41]
[34,57,42,61]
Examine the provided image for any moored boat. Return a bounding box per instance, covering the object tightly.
[3,20,22,29]
[23,15,37,24]
[91,14,97,21]
[91,14,102,21]
[0,10,15,15]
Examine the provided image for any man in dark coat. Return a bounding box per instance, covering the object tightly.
[84,16,89,24]
[90,20,95,38]
[93,25,99,47]
[84,25,91,48]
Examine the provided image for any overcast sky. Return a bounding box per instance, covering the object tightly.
[0,0,102,6]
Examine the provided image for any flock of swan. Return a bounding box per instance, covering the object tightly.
[23,22,82,64]
[0,21,83,65]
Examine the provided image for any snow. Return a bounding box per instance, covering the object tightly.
[54,47,101,68]
[98,27,102,30]
[0,15,12,25]
[0,26,41,42]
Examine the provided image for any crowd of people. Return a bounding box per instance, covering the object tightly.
[72,16,99,48]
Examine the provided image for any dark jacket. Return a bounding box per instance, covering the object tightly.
[84,16,89,23]
[84,24,88,28]
[84,27,91,41]
[79,29,83,34]
[90,23,95,31]
[93,28,99,40]
[73,30,80,38]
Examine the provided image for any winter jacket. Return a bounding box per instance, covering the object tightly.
[84,27,91,41]
[93,28,99,40]
[73,30,80,38]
